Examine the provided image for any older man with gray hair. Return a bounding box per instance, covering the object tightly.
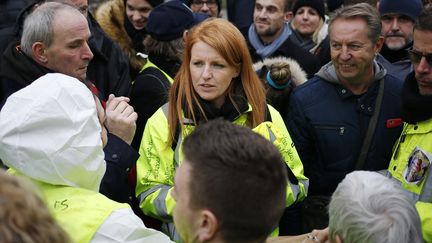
[328,171,423,243]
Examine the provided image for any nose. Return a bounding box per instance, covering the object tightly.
[301,11,308,19]
[202,64,212,79]
[391,18,400,31]
[339,46,351,61]
[82,42,93,60]
[416,56,430,74]
[201,3,210,11]
[132,11,141,21]
[257,8,267,19]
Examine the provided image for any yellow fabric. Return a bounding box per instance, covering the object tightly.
[388,119,432,241]
[389,120,432,194]
[138,59,174,84]
[416,201,432,242]
[36,180,129,243]
[136,104,307,220]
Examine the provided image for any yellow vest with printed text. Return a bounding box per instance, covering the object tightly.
[34,180,129,243]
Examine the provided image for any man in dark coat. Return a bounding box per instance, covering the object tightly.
[285,3,404,233]
[242,0,321,78]
[2,0,132,101]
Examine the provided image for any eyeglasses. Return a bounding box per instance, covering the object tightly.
[191,0,217,8]
[408,48,432,66]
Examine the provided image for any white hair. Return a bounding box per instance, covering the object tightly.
[329,171,423,243]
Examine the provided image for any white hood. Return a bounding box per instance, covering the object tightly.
[0,73,106,191]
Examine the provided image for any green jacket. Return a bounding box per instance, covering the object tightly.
[388,118,432,242]
[136,103,308,240]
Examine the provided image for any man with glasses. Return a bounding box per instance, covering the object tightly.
[386,8,432,242]
[376,0,423,81]
[186,0,220,17]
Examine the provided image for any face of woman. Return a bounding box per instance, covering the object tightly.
[294,6,321,38]
[190,41,239,109]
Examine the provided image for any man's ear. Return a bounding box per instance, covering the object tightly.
[335,234,343,243]
[374,36,385,55]
[32,42,48,64]
[284,11,293,22]
[197,210,219,242]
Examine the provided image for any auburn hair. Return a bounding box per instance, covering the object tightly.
[168,18,266,145]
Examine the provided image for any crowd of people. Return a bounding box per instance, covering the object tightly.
[0,0,431,242]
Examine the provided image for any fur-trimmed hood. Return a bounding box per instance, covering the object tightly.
[253,56,308,86]
[95,0,145,72]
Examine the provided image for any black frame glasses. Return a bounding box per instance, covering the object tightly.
[408,48,432,66]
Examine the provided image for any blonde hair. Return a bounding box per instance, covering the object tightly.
[0,172,70,243]
[168,18,266,144]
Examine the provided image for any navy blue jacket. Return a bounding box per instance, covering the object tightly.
[285,62,404,195]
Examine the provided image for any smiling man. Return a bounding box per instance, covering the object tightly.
[285,3,404,233]
[376,0,423,81]
[243,0,321,78]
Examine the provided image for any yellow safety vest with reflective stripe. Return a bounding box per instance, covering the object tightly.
[137,59,174,84]
[35,180,129,243]
[136,103,308,241]
[388,118,432,242]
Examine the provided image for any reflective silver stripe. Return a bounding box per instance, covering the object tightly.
[161,103,169,116]
[288,181,301,202]
[267,124,276,143]
[138,184,171,219]
[174,133,182,168]
[138,184,166,204]
[162,222,182,242]
[420,170,432,202]
[300,178,309,195]
[154,185,171,218]
[391,175,432,204]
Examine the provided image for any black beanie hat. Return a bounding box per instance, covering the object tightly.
[379,0,423,22]
[293,0,326,20]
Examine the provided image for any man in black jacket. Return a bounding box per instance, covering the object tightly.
[242,0,321,78]
[2,0,132,100]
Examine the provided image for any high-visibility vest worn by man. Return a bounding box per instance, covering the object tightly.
[387,71,432,242]
[0,73,172,243]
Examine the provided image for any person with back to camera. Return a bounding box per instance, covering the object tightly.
[0,73,173,243]
[268,171,424,243]
[0,170,70,243]
[253,56,308,118]
[171,119,288,243]
[135,18,308,242]
[0,1,140,210]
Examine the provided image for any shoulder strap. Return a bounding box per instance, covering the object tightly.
[356,79,385,170]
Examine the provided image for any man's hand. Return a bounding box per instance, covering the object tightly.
[311,227,329,243]
[105,94,138,145]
